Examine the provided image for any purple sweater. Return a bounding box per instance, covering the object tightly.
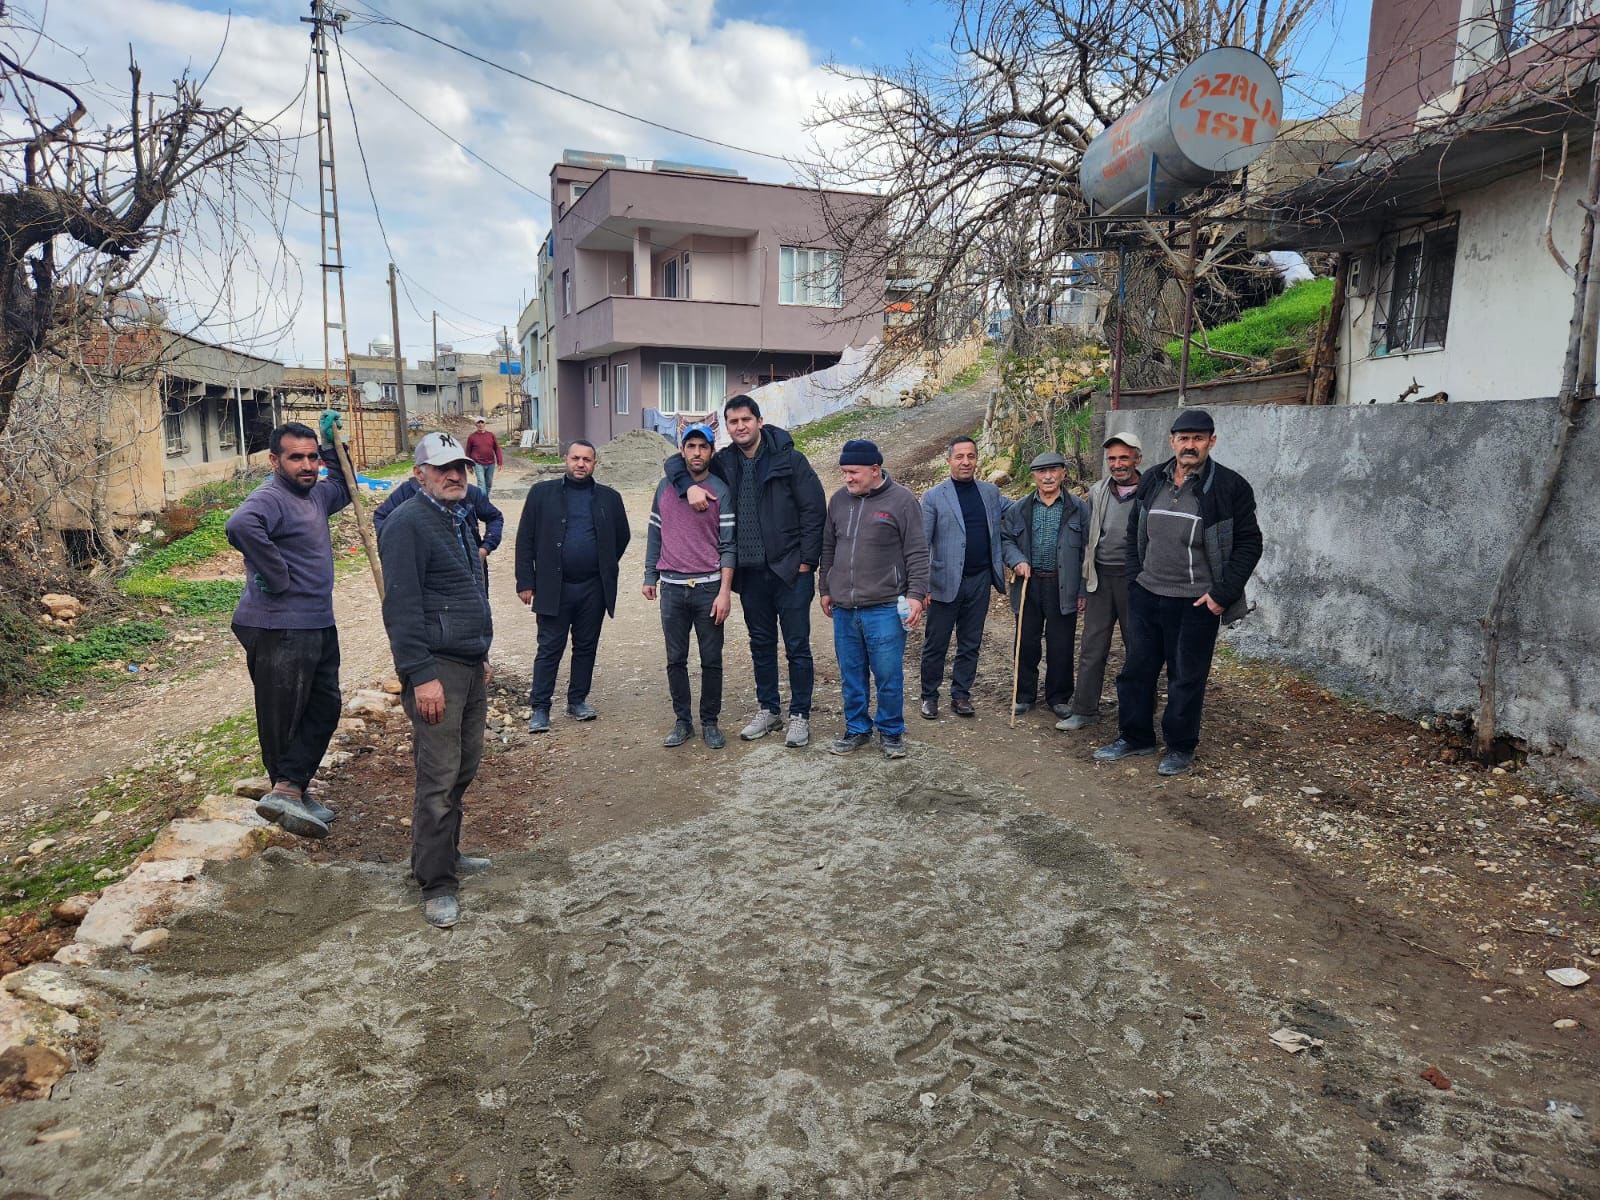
[644,474,735,584]
[225,467,351,629]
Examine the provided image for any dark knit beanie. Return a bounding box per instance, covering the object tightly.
[838,439,883,467]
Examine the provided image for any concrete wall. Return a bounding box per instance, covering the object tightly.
[1108,399,1600,760]
[1341,160,1583,407]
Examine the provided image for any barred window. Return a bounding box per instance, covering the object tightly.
[1372,219,1458,355]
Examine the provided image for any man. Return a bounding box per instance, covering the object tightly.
[1095,409,1263,776]
[378,433,496,929]
[918,435,1007,719]
[666,395,825,748]
[516,439,631,732]
[818,439,929,759]
[373,473,503,589]
[224,420,353,840]
[466,418,503,496]
[643,424,736,749]
[1058,433,1143,732]
[1000,451,1089,719]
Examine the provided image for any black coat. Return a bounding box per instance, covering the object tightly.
[1126,456,1262,623]
[378,495,494,686]
[514,476,631,617]
[663,425,825,588]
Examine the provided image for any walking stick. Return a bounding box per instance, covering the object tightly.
[324,411,385,598]
[1010,572,1030,728]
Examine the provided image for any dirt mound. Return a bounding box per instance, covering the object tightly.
[597,429,672,490]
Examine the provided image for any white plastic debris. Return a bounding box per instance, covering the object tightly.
[1269,1028,1325,1054]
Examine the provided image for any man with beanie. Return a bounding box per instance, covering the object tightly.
[1058,433,1143,732]
[516,439,631,732]
[643,424,736,749]
[225,420,353,840]
[918,435,1008,719]
[379,432,495,929]
[819,439,929,758]
[1095,409,1262,776]
[1000,450,1089,718]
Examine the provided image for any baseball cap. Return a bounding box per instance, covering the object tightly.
[680,422,716,446]
[414,431,473,468]
[1103,431,1142,452]
[1170,409,1216,434]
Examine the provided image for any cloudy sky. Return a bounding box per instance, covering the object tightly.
[15,0,1369,368]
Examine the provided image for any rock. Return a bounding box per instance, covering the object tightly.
[50,895,94,925]
[1243,795,1262,808]
[337,717,367,733]
[74,859,209,949]
[175,770,197,785]
[1420,1065,1452,1090]
[381,678,404,695]
[0,1044,70,1100]
[2,965,89,1011]
[145,820,268,864]
[1546,967,1591,988]
[984,469,1012,486]
[89,809,112,826]
[190,795,266,825]
[1298,786,1323,797]
[91,868,117,882]
[1553,1018,1579,1029]
[31,1126,82,1144]
[233,777,272,800]
[26,838,56,856]
[129,929,169,954]
[40,593,84,621]
[53,944,96,967]
[319,750,353,770]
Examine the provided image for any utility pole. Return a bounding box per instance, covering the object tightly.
[388,262,410,454]
[432,309,441,417]
[501,324,515,439]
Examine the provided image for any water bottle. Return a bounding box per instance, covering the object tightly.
[897,595,913,630]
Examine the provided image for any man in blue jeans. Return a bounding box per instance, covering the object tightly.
[818,439,929,759]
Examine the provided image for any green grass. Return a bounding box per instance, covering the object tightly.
[792,405,878,455]
[178,474,261,510]
[1164,277,1334,383]
[120,508,243,615]
[515,449,561,465]
[35,619,169,690]
[947,345,996,392]
[362,458,417,479]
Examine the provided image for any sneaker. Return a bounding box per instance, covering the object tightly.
[303,795,337,825]
[527,709,551,734]
[423,895,459,928]
[702,723,726,750]
[455,855,492,874]
[951,697,975,718]
[662,719,694,748]
[740,710,783,741]
[784,714,810,748]
[566,701,598,721]
[1055,713,1098,732]
[880,734,908,759]
[1157,749,1196,776]
[827,731,873,755]
[919,698,938,720]
[255,789,330,840]
[1092,737,1158,762]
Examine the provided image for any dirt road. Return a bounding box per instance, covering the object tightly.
[3,383,1597,1197]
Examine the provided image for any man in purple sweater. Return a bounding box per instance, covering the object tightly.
[642,424,736,749]
[225,421,353,839]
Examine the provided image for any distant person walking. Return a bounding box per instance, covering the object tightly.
[918,435,1008,719]
[516,440,631,732]
[643,424,736,749]
[1094,410,1263,776]
[818,439,929,759]
[224,420,352,840]
[664,395,826,748]
[1058,433,1143,733]
[378,433,496,929]
[466,418,503,495]
[1000,451,1089,719]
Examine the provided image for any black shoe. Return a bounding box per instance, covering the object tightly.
[919,698,938,720]
[1051,703,1073,719]
[880,734,908,759]
[566,701,598,721]
[1012,702,1032,716]
[663,719,694,747]
[702,723,726,750]
[527,709,551,734]
[455,854,492,874]
[952,696,976,717]
[1158,749,1196,776]
[1093,737,1158,762]
[827,731,873,755]
[303,795,336,825]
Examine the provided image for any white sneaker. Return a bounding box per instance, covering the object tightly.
[784,715,810,748]
[739,710,784,740]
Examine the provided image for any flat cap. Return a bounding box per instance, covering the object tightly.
[1170,409,1215,434]
[1028,450,1067,470]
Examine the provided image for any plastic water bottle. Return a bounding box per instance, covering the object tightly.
[896,596,913,630]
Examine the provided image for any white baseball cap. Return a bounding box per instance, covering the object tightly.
[1103,431,1143,452]
[414,431,473,468]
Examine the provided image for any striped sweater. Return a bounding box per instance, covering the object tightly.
[644,472,736,585]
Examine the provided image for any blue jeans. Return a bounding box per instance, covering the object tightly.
[474,463,496,494]
[832,603,907,738]
[737,567,815,717]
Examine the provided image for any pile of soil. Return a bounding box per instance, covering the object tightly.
[597,429,672,490]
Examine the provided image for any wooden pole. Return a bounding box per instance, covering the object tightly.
[388,263,410,455]
[1176,218,1199,407]
[331,423,384,597]
[1010,573,1030,728]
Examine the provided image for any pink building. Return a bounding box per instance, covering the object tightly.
[544,151,884,446]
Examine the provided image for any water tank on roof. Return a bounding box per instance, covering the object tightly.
[437,343,454,355]
[1080,47,1283,216]
[369,337,393,357]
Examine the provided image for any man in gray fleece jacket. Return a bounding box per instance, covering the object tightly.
[818,439,929,758]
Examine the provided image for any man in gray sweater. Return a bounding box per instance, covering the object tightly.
[818,439,929,758]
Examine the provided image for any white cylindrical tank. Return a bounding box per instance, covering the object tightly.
[369,337,393,357]
[1080,47,1283,216]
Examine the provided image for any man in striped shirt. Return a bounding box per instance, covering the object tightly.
[643,424,737,748]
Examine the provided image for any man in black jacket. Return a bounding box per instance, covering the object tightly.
[373,474,503,590]
[515,439,631,732]
[1094,410,1263,776]
[378,433,496,929]
[665,395,825,748]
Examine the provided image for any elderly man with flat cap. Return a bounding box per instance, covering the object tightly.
[1000,450,1089,719]
[1094,409,1262,776]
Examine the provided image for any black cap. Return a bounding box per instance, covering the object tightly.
[839,439,883,467]
[1170,409,1215,434]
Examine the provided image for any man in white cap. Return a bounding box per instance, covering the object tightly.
[378,431,495,929]
[1058,432,1143,732]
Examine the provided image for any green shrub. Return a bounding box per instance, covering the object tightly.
[1164,277,1334,383]
[120,508,243,614]
[36,619,168,689]
[179,474,262,510]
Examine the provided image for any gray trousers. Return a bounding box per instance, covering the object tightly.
[402,656,487,899]
[1070,566,1131,718]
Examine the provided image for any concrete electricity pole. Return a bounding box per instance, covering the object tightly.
[388,262,411,454]
[432,310,441,417]
[502,324,516,438]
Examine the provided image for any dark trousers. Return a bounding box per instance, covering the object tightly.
[529,575,606,711]
[1116,581,1221,754]
[660,581,725,724]
[1070,566,1131,717]
[920,570,992,701]
[1010,571,1077,708]
[737,567,815,717]
[403,656,487,900]
[232,624,341,791]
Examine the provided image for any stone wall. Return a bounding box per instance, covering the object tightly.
[1109,398,1600,761]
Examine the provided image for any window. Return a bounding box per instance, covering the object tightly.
[572,182,589,203]
[615,363,630,415]
[380,382,397,404]
[587,363,598,407]
[217,400,237,450]
[562,269,572,316]
[658,362,726,414]
[779,245,843,307]
[1372,219,1458,355]
[662,256,680,299]
[681,251,691,299]
[163,400,185,456]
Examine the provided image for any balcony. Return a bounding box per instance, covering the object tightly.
[560,294,763,358]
